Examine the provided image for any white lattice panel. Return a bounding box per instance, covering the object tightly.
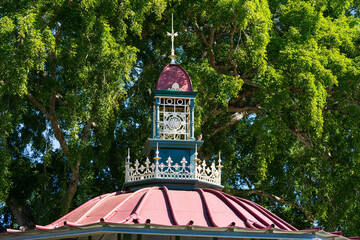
[156,97,191,140]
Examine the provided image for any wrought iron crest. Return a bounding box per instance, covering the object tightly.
[124,146,222,185]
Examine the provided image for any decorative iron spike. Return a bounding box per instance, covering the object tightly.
[217,151,223,169]
[167,13,178,63]
[125,148,132,165]
[193,144,200,162]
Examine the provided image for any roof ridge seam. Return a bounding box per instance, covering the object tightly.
[103,187,153,222]
[75,192,116,224]
[222,192,272,228]
[132,187,160,220]
[202,188,254,229]
[161,186,179,225]
[195,188,218,227]
[235,195,296,231]
[49,192,110,227]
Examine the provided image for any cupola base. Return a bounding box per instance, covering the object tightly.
[123,178,224,191]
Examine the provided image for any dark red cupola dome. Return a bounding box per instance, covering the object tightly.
[155,64,193,91]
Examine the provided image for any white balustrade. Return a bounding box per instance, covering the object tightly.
[125,156,222,185]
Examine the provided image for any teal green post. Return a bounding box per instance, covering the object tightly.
[155,98,160,139]
[190,99,195,140]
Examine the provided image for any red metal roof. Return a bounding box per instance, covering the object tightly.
[155,64,193,91]
[34,187,297,231]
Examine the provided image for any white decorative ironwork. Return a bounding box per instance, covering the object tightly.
[125,154,222,185]
[168,82,183,91]
[156,97,191,140]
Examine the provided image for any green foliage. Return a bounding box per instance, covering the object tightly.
[1,0,360,237]
[174,0,360,235]
[0,0,166,229]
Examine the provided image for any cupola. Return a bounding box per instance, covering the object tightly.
[123,61,223,190]
[123,16,223,191]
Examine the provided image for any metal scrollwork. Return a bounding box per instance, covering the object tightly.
[157,97,191,140]
[125,156,222,185]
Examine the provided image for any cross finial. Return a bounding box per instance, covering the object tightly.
[167,13,178,64]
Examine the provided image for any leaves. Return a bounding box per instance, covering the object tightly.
[0,0,165,227]
[1,0,360,237]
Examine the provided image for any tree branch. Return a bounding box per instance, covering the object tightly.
[26,93,52,119]
[27,91,80,214]
[228,20,238,77]
[288,128,312,147]
[228,106,259,114]
[243,80,260,88]
[229,91,255,105]
[81,120,94,141]
[49,90,69,155]
[66,161,80,213]
[210,110,258,137]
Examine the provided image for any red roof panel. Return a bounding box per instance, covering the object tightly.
[170,190,209,226]
[35,187,298,231]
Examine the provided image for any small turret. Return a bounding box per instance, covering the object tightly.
[123,15,223,191]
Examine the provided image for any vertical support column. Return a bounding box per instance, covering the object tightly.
[155,97,160,139]
[151,105,154,138]
[123,234,131,240]
[189,99,195,140]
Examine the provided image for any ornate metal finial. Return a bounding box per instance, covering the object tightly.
[193,144,199,162]
[217,151,223,169]
[154,143,161,178]
[154,143,161,161]
[167,13,178,64]
[125,148,131,165]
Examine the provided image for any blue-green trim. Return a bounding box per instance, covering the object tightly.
[153,89,197,98]
[143,139,204,157]
[0,225,331,240]
[154,99,160,139]
[123,178,224,191]
[189,99,195,140]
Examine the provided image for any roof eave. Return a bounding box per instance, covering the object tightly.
[1,224,349,240]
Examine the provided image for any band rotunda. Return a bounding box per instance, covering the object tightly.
[1,16,357,240]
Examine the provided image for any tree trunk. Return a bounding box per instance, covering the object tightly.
[64,160,81,214]
[6,195,36,230]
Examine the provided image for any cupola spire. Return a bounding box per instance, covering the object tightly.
[167,13,178,64]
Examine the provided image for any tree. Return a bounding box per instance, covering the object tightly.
[176,0,360,235]
[0,0,166,230]
[1,0,360,237]
[134,0,360,235]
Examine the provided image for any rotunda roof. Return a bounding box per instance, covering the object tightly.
[155,64,193,91]
[36,187,297,231]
